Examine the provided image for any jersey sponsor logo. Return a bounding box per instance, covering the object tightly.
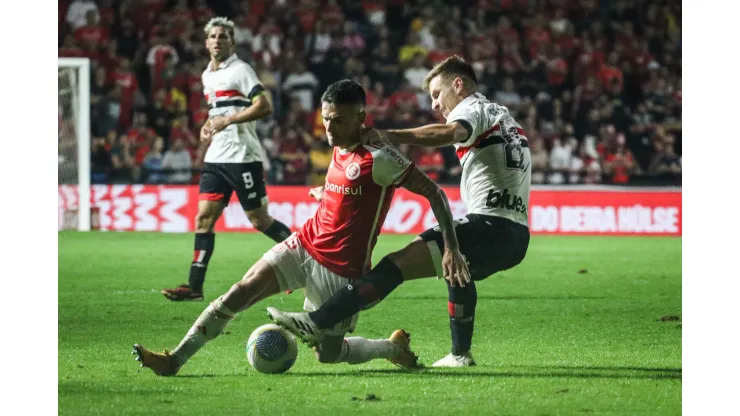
[325,181,363,196]
[485,188,527,213]
[382,146,409,168]
[345,162,361,180]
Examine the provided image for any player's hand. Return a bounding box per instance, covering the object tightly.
[209,116,231,135]
[442,248,471,287]
[309,186,325,201]
[200,121,213,143]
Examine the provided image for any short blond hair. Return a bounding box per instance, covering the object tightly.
[422,55,478,91]
[203,17,235,40]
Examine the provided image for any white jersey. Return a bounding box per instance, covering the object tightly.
[202,54,265,164]
[447,93,531,227]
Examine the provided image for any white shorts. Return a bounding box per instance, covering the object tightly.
[262,233,358,336]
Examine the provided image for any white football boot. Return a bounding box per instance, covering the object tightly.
[266,307,325,347]
[432,351,477,368]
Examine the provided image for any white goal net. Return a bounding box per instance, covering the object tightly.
[58,58,92,231]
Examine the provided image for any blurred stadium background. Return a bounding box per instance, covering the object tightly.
[58,0,681,189]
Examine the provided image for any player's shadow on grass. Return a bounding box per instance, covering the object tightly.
[288,365,681,380]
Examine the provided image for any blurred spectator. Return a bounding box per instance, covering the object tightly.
[278,129,310,185]
[530,138,548,184]
[415,147,445,182]
[66,0,99,30]
[252,21,281,59]
[370,41,401,90]
[648,137,682,181]
[398,32,428,66]
[341,21,366,57]
[309,139,333,186]
[282,61,320,112]
[548,138,572,185]
[109,133,136,184]
[162,139,193,184]
[388,79,419,113]
[602,134,637,185]
[494,78,523,116]
[74,10,108,51]
[141,137,166,184]
[91,137,112,184]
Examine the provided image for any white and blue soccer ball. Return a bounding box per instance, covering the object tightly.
[246,323,298,374]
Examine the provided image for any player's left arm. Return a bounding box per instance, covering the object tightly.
[223,94,273,125]
[401,167,471,287]
[376,122,470,147]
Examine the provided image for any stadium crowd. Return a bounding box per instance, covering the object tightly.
[58,0,682,187]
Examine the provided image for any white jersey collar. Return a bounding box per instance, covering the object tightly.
[208,53,238,72]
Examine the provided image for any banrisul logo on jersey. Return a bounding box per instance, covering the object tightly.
[486,188,527,213]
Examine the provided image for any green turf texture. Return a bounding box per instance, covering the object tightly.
[59,232,681,415]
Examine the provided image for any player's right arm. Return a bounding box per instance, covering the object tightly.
[200,119,213,142]
[401,166,471,287]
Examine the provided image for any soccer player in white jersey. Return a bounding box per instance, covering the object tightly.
[132,79,470,376]
[162,17,292,302]
[268,55,531,368]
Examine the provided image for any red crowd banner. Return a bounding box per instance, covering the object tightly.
[58,185,681,236]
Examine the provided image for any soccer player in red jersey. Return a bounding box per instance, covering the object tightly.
[132,79,470,376]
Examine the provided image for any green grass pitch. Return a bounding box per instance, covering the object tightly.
[58,232,681,415]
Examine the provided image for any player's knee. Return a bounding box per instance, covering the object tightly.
[222,280,251,311]
[247,211,272,231]
[195,211,216,233]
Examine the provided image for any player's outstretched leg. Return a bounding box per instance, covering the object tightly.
[313,330,420,369]
[163,200,224,301]
[267,257,406,344]
[268,240,436,344]
[136,259,280,376]
[433,281,477,367]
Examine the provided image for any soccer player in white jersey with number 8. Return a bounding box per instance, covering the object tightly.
[162,17,292,302]
[268,55,532,367]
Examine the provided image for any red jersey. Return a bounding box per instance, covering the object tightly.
[298,142,413,279]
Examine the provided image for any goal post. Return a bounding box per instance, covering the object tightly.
[58,58,91,231]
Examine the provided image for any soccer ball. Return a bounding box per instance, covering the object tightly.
[246,323,298,374]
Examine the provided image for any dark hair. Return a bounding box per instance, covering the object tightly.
[422,55,478,91]
[321,79,366,106]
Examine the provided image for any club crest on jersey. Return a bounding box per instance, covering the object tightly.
[345,162,361,180]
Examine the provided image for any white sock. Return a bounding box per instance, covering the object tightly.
[337,337,400,364]
[171,296,236,365]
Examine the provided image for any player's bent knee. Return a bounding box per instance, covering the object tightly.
[385,240,436,281]
[246,211,272,231]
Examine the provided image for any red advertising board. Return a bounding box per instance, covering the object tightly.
[58,185,681,236]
